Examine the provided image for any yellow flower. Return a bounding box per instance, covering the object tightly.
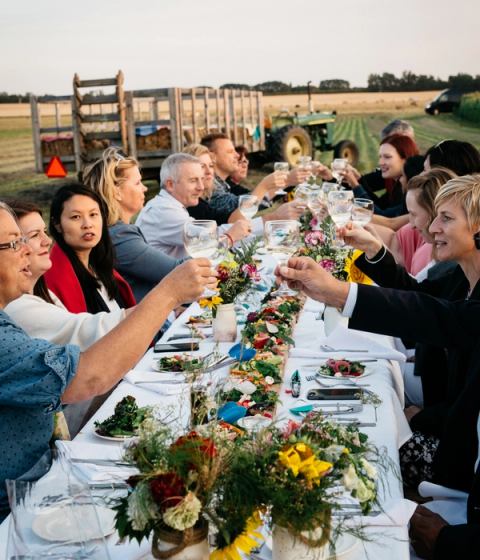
[210,511,263,560]
[278,443,333,484]
[199,295,223,309]
[344,250,373,285]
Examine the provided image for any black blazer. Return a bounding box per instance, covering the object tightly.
[350,284,480,492]
[355,250,480,435]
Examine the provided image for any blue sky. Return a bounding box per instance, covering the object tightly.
[1,0,478,94]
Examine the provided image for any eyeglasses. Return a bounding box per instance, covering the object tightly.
[0,236,29,252]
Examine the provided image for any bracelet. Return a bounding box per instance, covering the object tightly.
[224,233,234,247]
[365,245,387,264]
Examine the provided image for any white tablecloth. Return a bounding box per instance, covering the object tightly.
[0,295,413,559]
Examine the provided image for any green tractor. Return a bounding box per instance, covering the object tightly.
[265,108,359,168]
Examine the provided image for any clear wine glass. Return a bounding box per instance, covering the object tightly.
[327,190,354,247]
[273,162,289,195]
[352,198,374,227]
[331,158,348,184]
[183,220,219,296]
[307,190,327,225]
[238,194,259,221]
[264,220,300,296]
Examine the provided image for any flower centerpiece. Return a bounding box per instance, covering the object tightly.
[199,241,259,342]
[318,358,366,378]
[114,418,235,560]
[210,413,382,560]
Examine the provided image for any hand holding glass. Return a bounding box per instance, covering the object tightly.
[238,195,259,220]
[264,220,300,296]
[273,162,289,195]
[352,198,374,227]
[327,190,354,247]
[331,158,348,184]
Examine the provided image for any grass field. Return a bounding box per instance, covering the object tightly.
[1,90,479,214]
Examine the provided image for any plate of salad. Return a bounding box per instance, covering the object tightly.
[152,353,205,373]
[317,358,367,379]
[94,396,151,440]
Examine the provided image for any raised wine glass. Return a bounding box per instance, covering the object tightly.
[183,220,219,296]
[273,161,290,195]
[238,194,259,221]
[327,190,354,247]
[264,220,300,296]
[331,158,348,185]
[351,198,374,227]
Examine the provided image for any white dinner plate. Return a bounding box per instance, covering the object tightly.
[32,504,116,542]
[94,430,135,442]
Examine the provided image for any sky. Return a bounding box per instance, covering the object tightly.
[1,0,479,95]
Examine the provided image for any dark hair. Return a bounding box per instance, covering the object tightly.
[200,132,229,150]
[235,145,249,160]
[49,183,120,313]
[6,199,54,304]
[425,140,480,176]
[380,134,420,160]
[403,155,425,182]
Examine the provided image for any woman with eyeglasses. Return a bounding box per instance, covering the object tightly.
[83,148,185,302]
[0,200,214,520]
[44,183,136,313]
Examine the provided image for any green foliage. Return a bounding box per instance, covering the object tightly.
[94,396,151,437]
[457,92,480,124]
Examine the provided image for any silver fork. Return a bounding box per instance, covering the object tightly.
[305,374,370,387]
[320,344,368,352]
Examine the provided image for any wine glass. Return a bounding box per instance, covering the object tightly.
[320,181,338,201]
[307,190,327,225]
[294,183,311,208]
[273,162,289,195]
[183,220,219,297]
[331,158,348,184]
[352,198,374,227]
[327,190,354,247]
[264,220,300,296]
[238,194,259,221]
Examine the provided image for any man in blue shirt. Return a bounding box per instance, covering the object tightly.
[0,201,216,519]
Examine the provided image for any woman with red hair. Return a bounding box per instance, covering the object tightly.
[343,133,420,220]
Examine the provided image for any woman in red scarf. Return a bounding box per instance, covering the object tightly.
[45,183,135,314]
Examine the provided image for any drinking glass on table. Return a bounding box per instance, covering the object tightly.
[331,158,348,184]
[264,220,300,296]
[327,190,354,247]
[351,198,374,227]
[273,161,289,195]
[238,194,259,221]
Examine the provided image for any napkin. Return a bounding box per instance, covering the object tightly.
[56,441,138,483]
[124,370,186,384]
[123,373,189,396]
[344,498,417,527]
[291,326,406,362]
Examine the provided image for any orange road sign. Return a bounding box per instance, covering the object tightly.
[45,156,67,178]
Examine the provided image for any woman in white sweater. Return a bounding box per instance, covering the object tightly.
[4,201,129,348]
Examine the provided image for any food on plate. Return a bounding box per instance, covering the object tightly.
[156,353,204,372]
[94,396,151,438]
[318,358,366,378]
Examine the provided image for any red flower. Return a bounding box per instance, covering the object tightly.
[253,333,270,349]
[150,473,185,511]
[173,431,217,458]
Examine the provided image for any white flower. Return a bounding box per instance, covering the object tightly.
[127,483,159,531]
[234,380,257,395]
[162,492,202,531]
[342,463,359,492]
[264,376,275,385]
[360,458,377,480]
[356,478,375,503]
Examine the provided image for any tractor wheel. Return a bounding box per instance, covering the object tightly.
[270,125,313,166]
[334,139,359,167]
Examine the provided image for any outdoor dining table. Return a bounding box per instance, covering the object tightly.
[0,292,415,559]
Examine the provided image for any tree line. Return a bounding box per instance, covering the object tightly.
[1,72,479,102]
[221,72,480,94]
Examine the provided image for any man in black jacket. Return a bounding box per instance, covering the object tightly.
[276,256,480,559]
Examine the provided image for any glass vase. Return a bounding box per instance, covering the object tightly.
[212,303,237,342]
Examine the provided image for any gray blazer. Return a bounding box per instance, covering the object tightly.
[109,221,183,302]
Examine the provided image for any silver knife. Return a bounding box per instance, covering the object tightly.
[71,458,132,467]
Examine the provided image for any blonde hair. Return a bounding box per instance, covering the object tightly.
[434,174,480,230]
[83,147,139,225]
[182,143,210,158]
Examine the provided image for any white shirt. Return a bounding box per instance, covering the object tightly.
[136,189,260,259]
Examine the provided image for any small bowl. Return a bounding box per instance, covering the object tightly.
[237,415,272,433]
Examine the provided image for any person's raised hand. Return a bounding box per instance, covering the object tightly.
[312,162,333,181]
[342,165,360,188]
[257,171,288,194]
[276,256,349,307]
[227,219,252,242]
[161,259,217,306]
[338,223,383,258]
[409,505,448,560]
[286,167,310,186]
[268,201,305,221]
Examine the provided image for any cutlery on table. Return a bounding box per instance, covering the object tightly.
[304,374,370,387]
[320,344,369,352]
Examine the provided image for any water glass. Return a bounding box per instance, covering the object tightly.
[352,198,374,227]
[264,220,300,296]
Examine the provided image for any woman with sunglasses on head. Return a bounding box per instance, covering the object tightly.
[44,183,136,313]
[83,148,184,302]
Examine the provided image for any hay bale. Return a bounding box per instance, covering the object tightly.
[41,136,74,157]
[136,127,171,151]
